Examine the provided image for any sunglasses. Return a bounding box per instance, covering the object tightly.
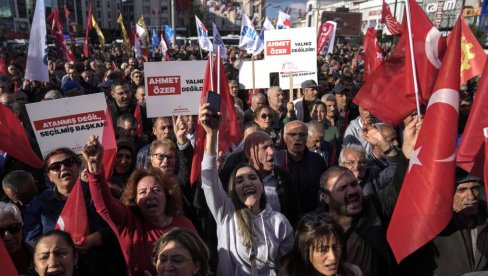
[260,113,273,119]
[152,153,175,161]
[47,157,78,172]
[0,223,22,237]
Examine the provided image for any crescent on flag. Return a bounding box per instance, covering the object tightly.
[425,27,443,69]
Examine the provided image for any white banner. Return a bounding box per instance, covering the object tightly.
[26,93,108,158]
[144,60,207,117]
[264,27,317,73]
[238,60,270,89]
[24,0,49,82]
[278,71,318,89]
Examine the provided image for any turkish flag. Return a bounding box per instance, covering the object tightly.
[387,17,462,263]
[353,38,411,126]
[404,0,446,102]
[456,58,488,178]
[55,178,88,245]
[0,239,17,275]
[83,3,92,57]
[381,0,402,35]
[362,28,383,82]
[190,53,242,185]
[48,7,75,63]
[102,106,117,181]
[0,104,43,168]
[458,15,486,85]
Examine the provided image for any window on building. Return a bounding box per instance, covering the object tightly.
[307,15,312,27]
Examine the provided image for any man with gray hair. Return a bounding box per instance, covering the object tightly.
[244,93,266,123]
[306,120,335,167]
[275,120,327,213]
[339,140,398,196]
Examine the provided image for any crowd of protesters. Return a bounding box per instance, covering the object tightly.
[0,37,484,276]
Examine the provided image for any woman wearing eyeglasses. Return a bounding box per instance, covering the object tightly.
[254,105,281,148]
[200,103,294,275]
[24,147,126,275]
[152,228,210,276]
[279,215,362,276]
[0,202,31,275]
[82,135,197,276]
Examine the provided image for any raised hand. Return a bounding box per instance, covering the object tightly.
[82,135,104,175]
[172,115,188,145]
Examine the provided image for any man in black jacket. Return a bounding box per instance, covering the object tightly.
[318,117,420,276]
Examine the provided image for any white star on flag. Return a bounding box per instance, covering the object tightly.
[408,146,423,173]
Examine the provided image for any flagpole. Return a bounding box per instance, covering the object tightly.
[209,52,214,91]
[405,0,422,116]
[217,47,221,94]
[252,55,256,93]
[289,73,294,102]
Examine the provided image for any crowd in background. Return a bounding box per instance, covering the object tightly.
[0,38,482,276]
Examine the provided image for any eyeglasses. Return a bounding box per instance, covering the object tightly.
[158,255,193,266]
[260,113,273,120]
[152,153,175,161]
[47,157,78,172]
[285,132,307,138]
[133,75,142,78]
[0,223,22,237]
[342,160,368,167]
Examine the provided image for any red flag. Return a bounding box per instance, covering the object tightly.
[353,1,446,127]
[484,129,488,201]
[387,17,462,262]
[0,239,18,275]
[55,178,88,245]
[456,59,488,178]
[47,8,75,63]
[458,15,486,85]
[405,0,446,102]
[83,3,92,57]
[0,104,43,168]
[64,5,70,20]
[133,103,143,138]
[381,0,402,35]
[362,28,383,82]
[0,56,6,75]
[102,106,117,180]
[190,55,242,185]
[353,38,412,126]
[317,21,336,55]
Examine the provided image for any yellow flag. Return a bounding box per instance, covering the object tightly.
[91,15,105,52]
[117,13,130,55]
[137,15,150,45]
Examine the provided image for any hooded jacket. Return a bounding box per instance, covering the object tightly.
[201,154,294,275]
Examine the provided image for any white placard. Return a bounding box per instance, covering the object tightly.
[278,71,318,89]
[144,60,207,117]
[26,93,109,158]
[264,27,317,72]
[238,60,271,89]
